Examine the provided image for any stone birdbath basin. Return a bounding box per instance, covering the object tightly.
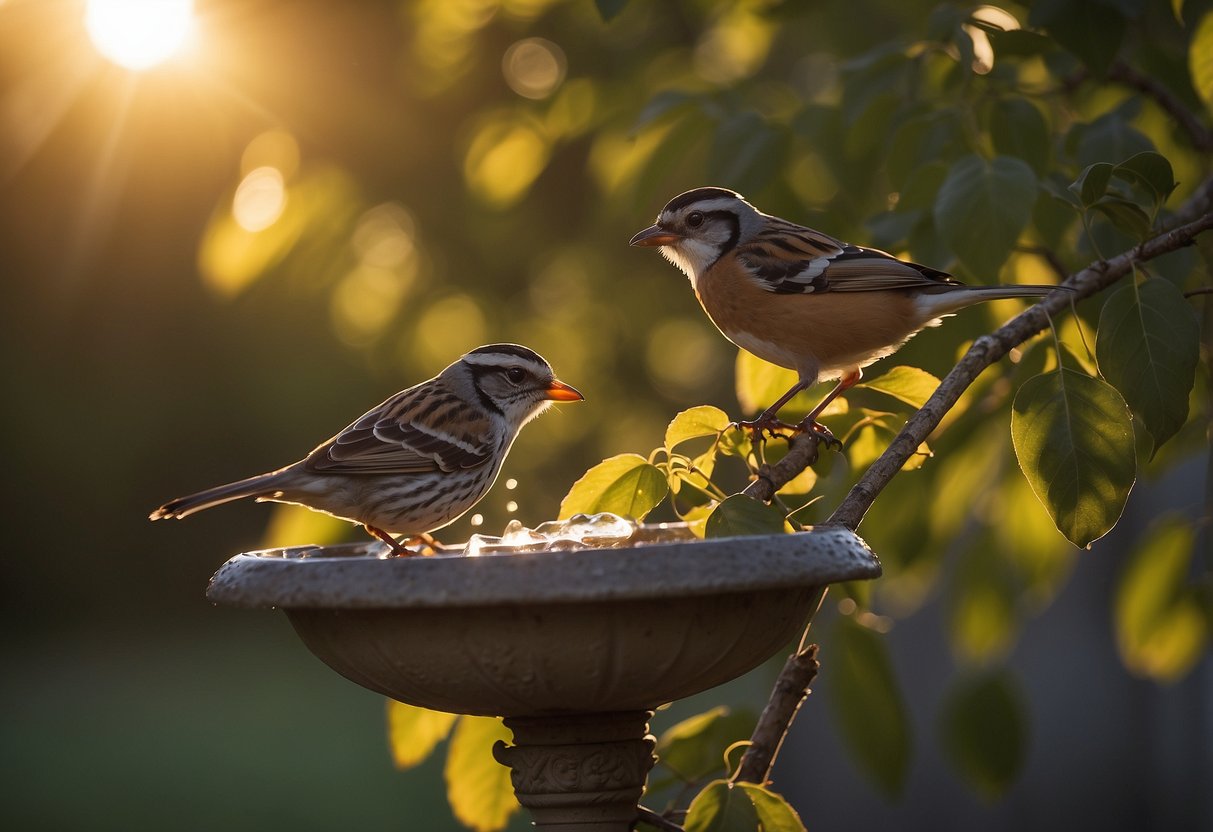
[207,525,882,831]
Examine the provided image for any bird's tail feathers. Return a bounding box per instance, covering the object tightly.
[149,471,282,521]
[916,283,1071,318]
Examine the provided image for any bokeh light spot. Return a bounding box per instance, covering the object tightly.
[85,0,195,71]
[353,203,416,268]
[464,116,550,207]
[232,166,286,232]
[503,38,566,99]
[410,294,488,369]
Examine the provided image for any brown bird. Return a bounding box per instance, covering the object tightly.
[150,344,583,553]
[631,187,1066,440]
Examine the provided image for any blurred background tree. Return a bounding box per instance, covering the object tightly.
[0,0,1210,830]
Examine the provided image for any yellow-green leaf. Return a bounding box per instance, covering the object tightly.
[857,366,941,409]
[666,405,731,449]
[684,780,760,832]
[738,783,806,832]
[735,351,811,417]
[1115,515,1209,682]
[656,706,756,781]
[559,453,668,521]
[828,616,912,797]
[938,670,1028,799]
[946,541,1020,663]
[1011,369,1136,548]
[1190,12,1213,115]
[386,700,458,769]
[444,716,519,832]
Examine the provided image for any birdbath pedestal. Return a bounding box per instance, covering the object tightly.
[207,526,882,831]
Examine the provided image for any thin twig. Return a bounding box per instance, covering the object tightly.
[828,180,1213,531]
[734,645,820,785]
[636,806,686,832]
[1185,287,1213,298]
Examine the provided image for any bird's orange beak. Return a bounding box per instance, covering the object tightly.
[544,379,584,402]
[629,224,682,247]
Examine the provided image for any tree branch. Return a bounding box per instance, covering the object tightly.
[828,181,1213,531]
[1108,61,1213,153]
[742,434,822,502]
[734,644,820,784]
[732,180,1213,796]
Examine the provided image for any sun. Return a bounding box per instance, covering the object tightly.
[85,0,196,71]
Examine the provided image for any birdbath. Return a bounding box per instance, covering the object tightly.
[207,525,882,831]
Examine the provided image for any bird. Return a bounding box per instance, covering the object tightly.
[150,344,583,554]
[630,187,1068,441]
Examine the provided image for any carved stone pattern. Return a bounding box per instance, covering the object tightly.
[496,739,655,796]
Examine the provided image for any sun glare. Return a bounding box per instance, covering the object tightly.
[85,0,195,71]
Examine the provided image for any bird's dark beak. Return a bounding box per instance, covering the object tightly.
[629,224,682,247]
[544,379,584,402]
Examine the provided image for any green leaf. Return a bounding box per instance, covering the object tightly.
[1069,162,1114,208]
[1070,111,1155,170]
[444,716,519,832]
[1112,151,1177,204]
[1090,196,1152,239]
[738,784,807,832]
[710,113,791,194]
[705,495,787,539]
[1011,369,1136,548]
[559,453,669,521]
[1030,0,1126,74]
[939,670,1028,799]
[857,366,941,409]
[829,616,912,797]
[684,780,760,832]
[666,405,731,449]
[594,0,629,23]
[935,154,1037,278]
[986,27,1055,58]
[1191,12,1213,115]
[1096,280,1200,456]
[1115,515,1209,681]
[989,98,1050,174]
[656,706,757,781]
[386,700,458,769]
[735,351,811,418]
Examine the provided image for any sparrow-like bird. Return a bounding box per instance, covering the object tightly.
[150,344,583,553]
[631,187,1066,439]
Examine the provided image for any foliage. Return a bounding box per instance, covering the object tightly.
[31,0,1202,827]
[364,0,1212,827]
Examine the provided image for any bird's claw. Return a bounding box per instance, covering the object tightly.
[733,416,803,442]
[800,419,843,450]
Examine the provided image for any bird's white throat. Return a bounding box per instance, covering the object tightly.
[659,239,718,288]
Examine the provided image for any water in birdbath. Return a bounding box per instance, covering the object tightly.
[461,512,695,556]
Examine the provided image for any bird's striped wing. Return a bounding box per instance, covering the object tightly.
[304,384,496,475]
[739,221,962,295]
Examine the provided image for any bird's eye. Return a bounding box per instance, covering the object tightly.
[686,211,705,228]
[506,367,527,384]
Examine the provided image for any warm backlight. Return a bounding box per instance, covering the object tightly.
[85,0,195,71]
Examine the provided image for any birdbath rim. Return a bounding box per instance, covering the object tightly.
[206,524,881,610]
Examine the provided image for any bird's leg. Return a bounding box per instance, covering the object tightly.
[736,380,811,439]
[363,524,410,556]
[796,370,862,448]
